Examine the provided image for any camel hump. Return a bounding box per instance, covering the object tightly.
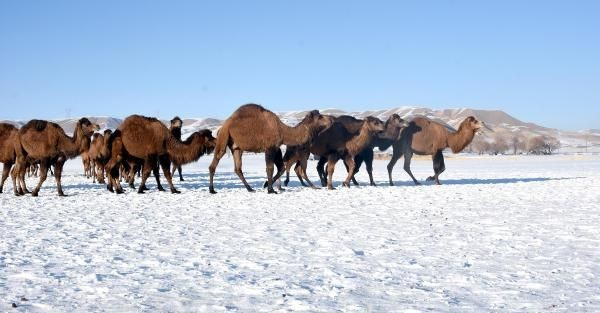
[232,103,270,118]
[0,123,17,132]
[21,119,53,132]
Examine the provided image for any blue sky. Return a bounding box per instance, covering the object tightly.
[1,0,598,130]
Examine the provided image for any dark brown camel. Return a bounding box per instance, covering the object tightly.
[11,118,99,196]
[169,116,185,181]
[0,123,19,193]
[208,104,334,194]
[105,115,215,194]
[311,116,386,190]
[387,116,486,185]
[341,114,408,186]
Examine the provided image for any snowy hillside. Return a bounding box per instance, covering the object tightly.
[1,155,600,311]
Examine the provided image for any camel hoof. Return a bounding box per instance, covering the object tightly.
[327,186,336,190]
[415,181,422,186]
[370,183,377,187]
[58,193,67,197]
[171,189,181,194]
[116,189,124,194]
[426,176,435,181]
[180,178,184,182]
[309,185,321,190]
[209,189,217,194]
[137,189,145,194]
[283,180,289,187]
[263,181,268,188]
[158,186,166,192]
[31,192,39,197]
[389,182,395,186]
[267,189,277,194]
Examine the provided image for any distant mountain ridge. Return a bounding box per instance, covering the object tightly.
[3,107,599,153]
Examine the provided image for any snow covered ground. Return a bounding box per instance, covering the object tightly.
[1,154,600,312]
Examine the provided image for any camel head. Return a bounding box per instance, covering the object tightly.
[461,116,490,134]
[195,129,217,155]
[78,118,100,136]
[103,129,113,137]
[378,114,409,140]
[364,116,386,134]
[171,116,183,129]
[301,110,335,135]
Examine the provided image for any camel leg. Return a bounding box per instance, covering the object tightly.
[344,156,361,186]
[208,145,227,194]
[326,154,338,190]
[316,156,328,187]
[0,162,11,193]
[53,157,66,196]
[137,157,155,194]
[427,150,445,185]
[387,146,402,186]
[365,150,376,186]
[232,149,254,192]
[294,160,314,187]
[403,149,421,185]
[177,166,183,181]
[153,161,165,191]
[159,155,180,194]
[283,160,293,187]
[342,155,356,187]
[31,161,50,197]
[298,157,318,189]
[105,153,124,194]
[264,148,278,194]
[10,164,20,196]
[273,149,285,192]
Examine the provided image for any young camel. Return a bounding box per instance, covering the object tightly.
[208,104,334,194]
[0,123,19,193]
[387,116,487,185]
[11,118,99,196]
[169,116,185,181]
[341,114,408,186]
[311,116,386,190]
[105,115,215,194]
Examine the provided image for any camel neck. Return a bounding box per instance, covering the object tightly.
[447,126,476,153]
[280,123,311,146]
[346,124,373,155]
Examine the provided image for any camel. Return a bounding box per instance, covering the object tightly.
[87,129,113,184]
[387,116,487,185]
[104,115,216,194]
[11,118,99,196]
[341,114,408,186]
[208,104,334,194]
[169,116,185,181]
[310,116,386,189]
[0,123,19,193]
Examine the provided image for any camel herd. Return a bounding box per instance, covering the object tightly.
[0,103,488,196]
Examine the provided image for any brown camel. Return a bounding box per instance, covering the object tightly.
[11,118,99,196]
[169,116,185,181]
[387,116,487,185]
[341,114,408,186]
[105,115,216,194]
[311,116,386,189]
[0,123,19,193]
[88,129,113,184]
[208,104,334,194]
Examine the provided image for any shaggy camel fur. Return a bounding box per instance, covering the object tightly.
[387,116,486,185]
[311,116,386,189]
[341,114,408,186]
[105,115,215,194]
[0,123,18,193]
[11,118,99,196]
[208,104,334,194]
[169,116,185,181]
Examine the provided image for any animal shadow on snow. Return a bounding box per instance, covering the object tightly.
[428,177,582,185]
